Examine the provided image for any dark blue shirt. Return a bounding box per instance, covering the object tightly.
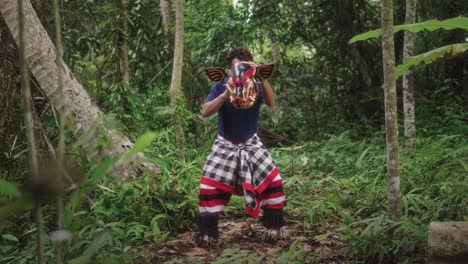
[205,80,263,142]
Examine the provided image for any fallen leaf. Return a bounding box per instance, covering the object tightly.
[303,243,313,252]
[314,233,329,242]
[158,247,177,255]
[183,247,209,257]
[166,238,193,250]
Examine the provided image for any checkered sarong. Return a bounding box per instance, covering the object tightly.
[199,134,284,217]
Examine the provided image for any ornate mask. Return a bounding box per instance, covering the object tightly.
[205,62,274,109]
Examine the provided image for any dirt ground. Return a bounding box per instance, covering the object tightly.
[146,216,347,264]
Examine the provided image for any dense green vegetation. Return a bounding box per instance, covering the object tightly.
[0,0,467,263]
[2,127,466,263]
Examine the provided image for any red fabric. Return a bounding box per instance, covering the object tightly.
[199,188,226,195]
[242,182,255,193]
[245,167,282,217]
[200,159,285,217]
[199,199,230,207]
[261,191,285,200]
[268,179,283,188]
[256,167,279,195]
[201,176,238,194]
[262,202,285,210]
[245,197,262,217]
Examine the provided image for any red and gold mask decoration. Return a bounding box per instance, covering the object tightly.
[205,61,274,109]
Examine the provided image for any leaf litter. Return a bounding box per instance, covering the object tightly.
[144,215,347,263]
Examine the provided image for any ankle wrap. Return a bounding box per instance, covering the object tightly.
[261,209,285,229]
[196,212,219,239]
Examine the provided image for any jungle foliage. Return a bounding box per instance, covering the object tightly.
[0,0,467,263]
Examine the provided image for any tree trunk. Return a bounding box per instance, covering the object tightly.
[268,29,283,94]
[159,0,172,36]
[380,0,401,220]
[0,0,158,179]
[119,0,130,87]
[402,0,416,148]
[118,0,131,117]
[269,30,281,65]
[169,0,185,156]
[428,222,468,264]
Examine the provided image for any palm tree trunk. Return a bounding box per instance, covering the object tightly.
[169,0,185,157]
[381,0,401,220]
[403,0,417,148]
[0,0,158,179]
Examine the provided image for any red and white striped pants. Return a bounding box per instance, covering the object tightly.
[198,173,285,216]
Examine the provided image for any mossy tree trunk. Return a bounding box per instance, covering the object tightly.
[380,0,401,220]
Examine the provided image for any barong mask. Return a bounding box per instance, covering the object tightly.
[205,62,274,109]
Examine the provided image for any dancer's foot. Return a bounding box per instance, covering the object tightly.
[194,212,219,248]
[258,209,289,241]
[192,233,218,248]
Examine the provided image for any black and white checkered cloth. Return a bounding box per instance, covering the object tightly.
[201,134,279,216]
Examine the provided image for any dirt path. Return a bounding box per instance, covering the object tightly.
[146,216,347,263]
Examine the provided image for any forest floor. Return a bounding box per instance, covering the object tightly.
[141,215,347,263]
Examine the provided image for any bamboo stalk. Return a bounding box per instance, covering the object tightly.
[53,0,65,262]
[17,0,44,262]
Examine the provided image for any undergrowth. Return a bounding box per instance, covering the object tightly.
[272,132,467,263]
[1,128,467,263]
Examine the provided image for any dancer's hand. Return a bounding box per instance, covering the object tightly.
[222,85,235,100]
[246,61,259,68]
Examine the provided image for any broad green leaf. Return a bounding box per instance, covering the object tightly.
[126,132,157,156]
[0,179,21,197]
[2,234,19,242]
[119,132,157,164]
[396,43,468,79]
[68,189,85,212]
[349,17,468,44]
